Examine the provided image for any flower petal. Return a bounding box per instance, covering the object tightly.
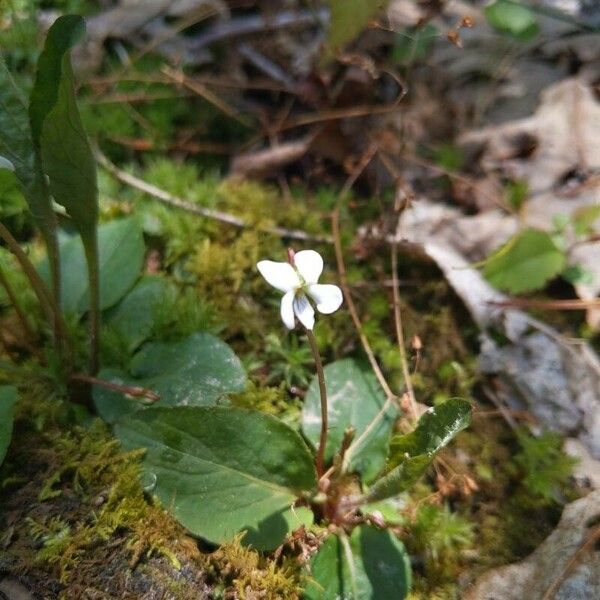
[257,260,300,292]
[307,284,343,314]
[280,290,296,329]
[294,250,323,284]
[293,293,315,330]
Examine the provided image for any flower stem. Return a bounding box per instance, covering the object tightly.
[306,328,328,479]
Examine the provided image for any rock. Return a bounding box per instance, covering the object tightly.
[464,490,600,600]
[565,439,600,491]
[0,579,34,600]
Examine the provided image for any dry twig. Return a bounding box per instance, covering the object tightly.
[71,373,159,402]
[231,138,312,177]
[95,147,332,244]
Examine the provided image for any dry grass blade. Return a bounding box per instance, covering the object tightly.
[391,238,418,422]
[162,67,251,127]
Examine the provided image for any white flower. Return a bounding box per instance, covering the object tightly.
[257,249,343,330]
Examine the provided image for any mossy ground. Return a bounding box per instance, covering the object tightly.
[0,406,304,599]
[0,171,583,598]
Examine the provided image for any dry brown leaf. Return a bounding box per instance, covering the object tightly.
[461,79,600,325]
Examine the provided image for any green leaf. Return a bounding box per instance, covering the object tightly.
[505,179,529,211]
[562,264,593,286]
[29,14,99,344]
[40,218,144,315]
[0,385,18,466]
[93,332,247,423]
[0,56,59,291]
[327,0,390,54]
[115,406,317,549]
[485,0,539,40]
[29,15,98,244]
[393,24,439,65]
[0,169,27,219]
[483,229,567,294]
[104,276,168,351]
[302,359,398,483]
[571,205,600,237]
[366,399,471,502]
[304,526,411,600]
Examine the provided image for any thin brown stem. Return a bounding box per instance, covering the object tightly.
[0,264,36,342]
[340,143,378,198]
[489,297,600,310]
[162,66,251,127]
[306,328,328,479]
[391,241,418,422]
[331,208,397,401]
[71,373,159,402]
[0,221,66,350]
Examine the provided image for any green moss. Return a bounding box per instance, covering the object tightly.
[454,416,579,572]
[150,285,224,341]
[207,534,303,600]
[231,383,289,414]
[512,430,578,504]
[23,421,201,582]
[261,332,314,389]
[406,503,474,583]
[2,404,303,598]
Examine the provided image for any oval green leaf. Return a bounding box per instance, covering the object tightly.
[485,0,539,40]
[327,1,389,55]
[305,526,411,600]
[0,385,18,466]
[93,332,247,423]
[29,14,98,243]
[40,218,144,315]
[366,398,471,502]
[0,57,59,292]
[483,229,566,294]
[104,275,169,351]
[302,359,398,483]
[115,406,317,550]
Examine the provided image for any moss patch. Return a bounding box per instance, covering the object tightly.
[0,404,305,599]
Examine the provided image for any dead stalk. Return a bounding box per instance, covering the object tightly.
[489,297,600,310]
[391,238,418,422]
[161,67,250,127]
[0,221,68,358]
[95,148,332,244]
[0,265,36,343]
[70,373,159,402]
[331,207,397,402]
